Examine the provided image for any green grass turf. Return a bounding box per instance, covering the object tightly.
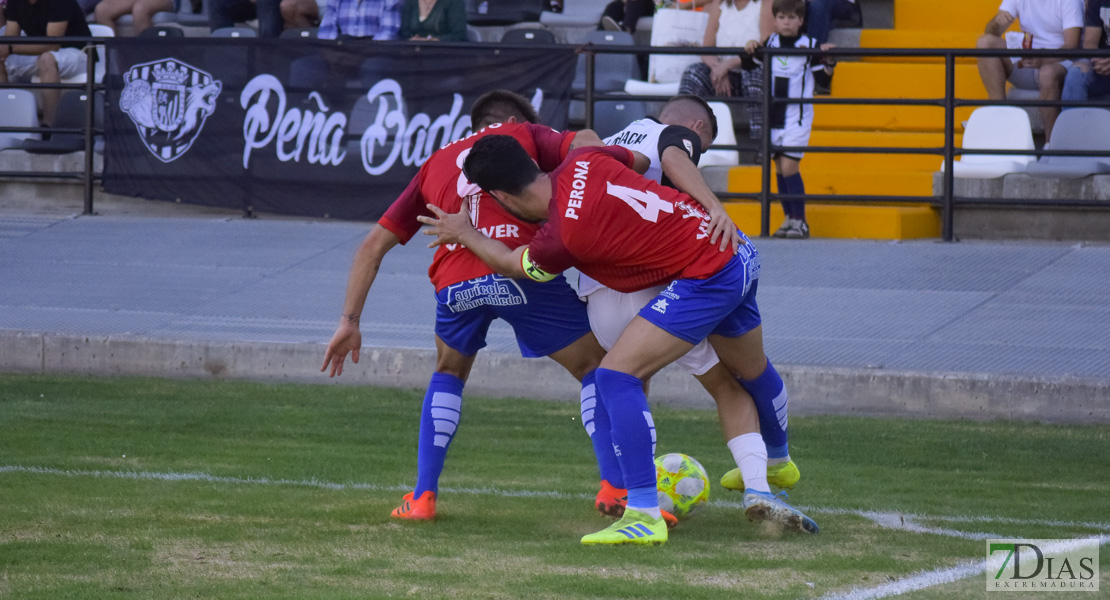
[1,374,1107,599]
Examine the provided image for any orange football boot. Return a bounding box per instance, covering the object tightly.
[390,490,436,521]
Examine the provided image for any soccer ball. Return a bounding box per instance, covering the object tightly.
[655,453,710,518]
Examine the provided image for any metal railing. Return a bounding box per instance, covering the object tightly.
[3,38,1109,240]
[0,36,101,215]
[578,44,1110,241]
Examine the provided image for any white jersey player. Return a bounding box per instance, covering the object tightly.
[581,95,802,493]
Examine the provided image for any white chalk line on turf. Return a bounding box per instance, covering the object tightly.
[4,464,1109,538]
[7,465,1110,599]
[816,535,1110,600]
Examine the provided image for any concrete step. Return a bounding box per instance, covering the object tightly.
[728,165,936,197]
[859,30,982,63]
[893,0,1000,32]
[831,62,987,99]
[724,201,940,240]
[814,104,975,132]
[805,130,958,171]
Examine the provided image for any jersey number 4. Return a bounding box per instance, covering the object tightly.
[606,182,674,223]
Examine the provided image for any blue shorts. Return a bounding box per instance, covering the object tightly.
[637,235,762,345]
[435,273,592,358]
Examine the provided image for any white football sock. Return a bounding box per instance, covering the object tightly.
[727,433,771,493]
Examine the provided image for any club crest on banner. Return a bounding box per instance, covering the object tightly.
[120,58,222,163]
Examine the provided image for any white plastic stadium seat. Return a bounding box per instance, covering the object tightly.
[1026,108,1110,179]
[0,89,41,150]
[623,79,680,96]
[540,0,605,28]
[940,106,1035,178]
[697,101,740,167]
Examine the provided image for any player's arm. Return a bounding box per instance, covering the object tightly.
[568,129,605,150]
[321,225,401,377]
[417,204,530,278]
[661,145,741,253]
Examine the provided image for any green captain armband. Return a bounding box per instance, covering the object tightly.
[521,248,556,282]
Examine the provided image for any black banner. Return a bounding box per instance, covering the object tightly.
[103,39,577,220]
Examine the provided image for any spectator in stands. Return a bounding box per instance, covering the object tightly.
[209,0,283,36]
[757,0,857,93]
[976,0,1084,142]
[599,0,654,33]
[318,0,399,39]
[94,0,173,35]
[0,0,89,126]
[279,0,324,29]
[1062,0,1110,107]
[678,0,764,141]
[399,0,465,41]
[742,0,835,239]
[76,0,101,17]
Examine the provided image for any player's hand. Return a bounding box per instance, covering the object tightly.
[706,205,742,253]
[1017,57,1042,69]
[321,320,361,377]
[744,39,760,55]
[417,204,471,248]
[1093,57,1110,76]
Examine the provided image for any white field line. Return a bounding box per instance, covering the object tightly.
[4,464,1109,538]
[5,464,1108,599]
[817,535,1110,600]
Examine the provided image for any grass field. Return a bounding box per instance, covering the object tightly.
[1,374,1107,599]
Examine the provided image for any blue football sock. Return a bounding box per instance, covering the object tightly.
[595,368,658,495]
[738,361,790,460]
[782,173,806,220]
[413,372,464,497]
[579,369,624,488]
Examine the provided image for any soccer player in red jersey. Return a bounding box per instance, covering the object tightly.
[321,92,626,523]
[419,136,820,545]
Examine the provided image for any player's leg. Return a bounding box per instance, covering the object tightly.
[690,360,799,491]
[704,251,817,533]
[582,316,694,545]
[582,284,686,526]
[391,287,495,521]
[491,274,633,519]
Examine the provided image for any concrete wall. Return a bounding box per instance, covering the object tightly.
[932,172,1110,241]
[4,331,1108,424]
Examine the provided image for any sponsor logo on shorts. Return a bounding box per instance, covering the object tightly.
[651,298,668,314]
[444,274,527,312]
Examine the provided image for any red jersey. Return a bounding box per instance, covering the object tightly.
[378,122,574,291]
[527,146,731,293]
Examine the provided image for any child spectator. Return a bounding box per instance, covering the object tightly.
[1062,0,1110,107]
[742,0,833,238]
[975,0,1083,142]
